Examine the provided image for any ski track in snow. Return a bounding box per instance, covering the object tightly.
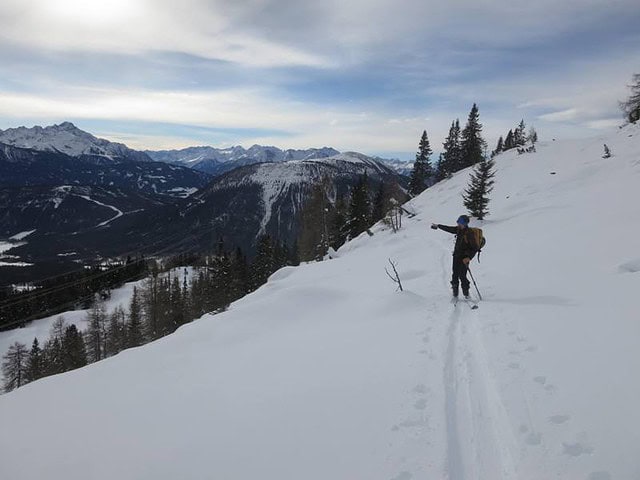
[75,194,123,227]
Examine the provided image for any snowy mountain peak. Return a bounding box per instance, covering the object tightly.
[0,122,152,163]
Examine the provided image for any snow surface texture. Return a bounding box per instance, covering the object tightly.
[1,126,639,479]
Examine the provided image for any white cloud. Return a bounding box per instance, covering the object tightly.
[538,108,581,122]
[0,0,330,68]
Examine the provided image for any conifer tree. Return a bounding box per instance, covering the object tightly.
[43,316,66,375]
[492,136,504,157]
[328,194,348,250]
[528,126,538,144]
[372,182,390,223]
[251,235,276,289]
[503,129,515,150]
[62,324,88,370]
[298,180,331,261]
[25,338,44,383]
[85,296,107,363]
[441,120,462,176]
[460,104,487,169]
[346,174,372,239]
[127,286,144,348]
[106,306,127,356]
[514,120,526,147]
[434,153,447,182]
[230,248,250,299]
[462,156,496,220]
[43,337,64,376]
[408,130,433,195]
[2,342,28,392]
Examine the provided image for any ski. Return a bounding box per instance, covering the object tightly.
[462,296,479,310]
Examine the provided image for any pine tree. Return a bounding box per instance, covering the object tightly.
[106,306,127,356]
[127,286,144,348]
[62,324,88,370]
[462,156,496,220]
[25,338,44,383]
[298,181,331,261]
[434,153,447,182]
[408,130,433,195]
[441,120,462,176]
[492,136,504,157]
[230,248,250,300]
[460,104,487,169]
[620,73,640,123]
[328,194,348,251]
[514,120,526,147]
[251,235,276,290]
[528,126,538,144]
[372,182,389,223]
[2,342,28,392]
[85,296,107,363]
[503,129,515,150]
[43,316,66,375]
[346,174,372,239]
[43,337,64,376]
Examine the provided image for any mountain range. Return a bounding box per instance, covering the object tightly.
[0,123,407,284]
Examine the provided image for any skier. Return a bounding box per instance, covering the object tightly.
[431,215,478,299]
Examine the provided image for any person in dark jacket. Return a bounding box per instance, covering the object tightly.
[431,215,478,298]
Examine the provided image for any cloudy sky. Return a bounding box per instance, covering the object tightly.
[0,0,638,158]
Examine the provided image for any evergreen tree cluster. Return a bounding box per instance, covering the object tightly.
[492,120,537,157]
[2,240,298,393]
[434,104,488,181]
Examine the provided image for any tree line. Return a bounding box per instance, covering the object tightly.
[2,239,297,393]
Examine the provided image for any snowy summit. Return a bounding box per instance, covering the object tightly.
[0,122,151,163]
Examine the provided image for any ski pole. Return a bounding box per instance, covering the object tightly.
[467,266,483,301]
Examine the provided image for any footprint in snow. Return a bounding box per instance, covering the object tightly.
[390,471,413,480]
[562,442,593,457]
[533,376,547,385]
[414,398,428,410]
[412,384,427,394]
[549,414,570,425]
[526,432,542,445]
[587,472,611,480]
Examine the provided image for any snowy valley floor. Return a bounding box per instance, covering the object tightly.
[1,126,640,479]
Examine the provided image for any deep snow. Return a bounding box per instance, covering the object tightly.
[0,125,639,480]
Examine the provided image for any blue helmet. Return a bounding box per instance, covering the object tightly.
[456,215,470,226]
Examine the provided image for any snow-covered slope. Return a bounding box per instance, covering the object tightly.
[1,125,639,479]
[0,122,152,163]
